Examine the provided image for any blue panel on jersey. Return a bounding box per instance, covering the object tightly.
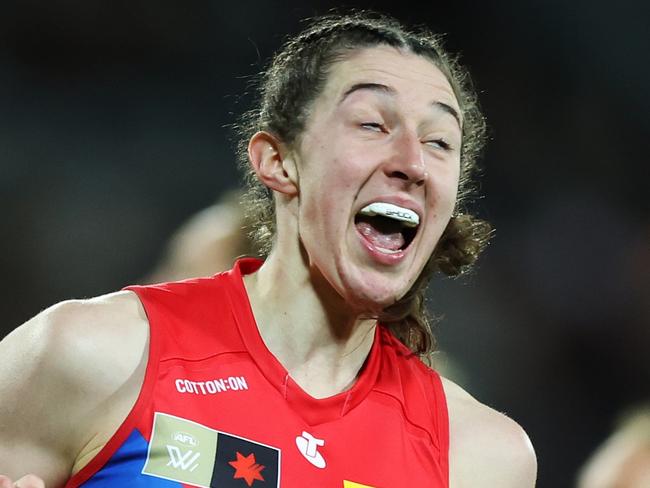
[80,429,182,487]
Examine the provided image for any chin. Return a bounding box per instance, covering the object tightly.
[339,270,410,315]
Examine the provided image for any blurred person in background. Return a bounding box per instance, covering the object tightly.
[142,190,251,284]
[577,405,650,488]
[0,12,535,487]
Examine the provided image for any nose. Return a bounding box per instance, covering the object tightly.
[382,131,427,187]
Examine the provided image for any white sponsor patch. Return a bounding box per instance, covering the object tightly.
[175,376,249,395]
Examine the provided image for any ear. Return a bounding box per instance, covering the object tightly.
[248,131,298,196]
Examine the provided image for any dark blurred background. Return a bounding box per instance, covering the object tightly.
[1,0,648,486]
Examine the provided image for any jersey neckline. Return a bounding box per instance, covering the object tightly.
[224,257,383,426]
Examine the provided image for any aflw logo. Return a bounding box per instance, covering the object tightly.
[143,413,280,487]
[166,445,201,472]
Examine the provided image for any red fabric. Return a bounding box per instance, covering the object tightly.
[66,258,449,487]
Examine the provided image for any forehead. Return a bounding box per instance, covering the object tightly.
[319,45,460,114]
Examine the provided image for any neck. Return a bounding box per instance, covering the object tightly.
[243,248,377,399]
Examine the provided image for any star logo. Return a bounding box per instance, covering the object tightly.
[228,451,266,486]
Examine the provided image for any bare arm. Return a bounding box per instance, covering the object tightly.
[444,378,537,488]
[0,292,148,487]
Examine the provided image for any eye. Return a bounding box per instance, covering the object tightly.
[360,122,385,132]
[424,138,452,151]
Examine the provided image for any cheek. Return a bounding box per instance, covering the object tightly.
[304,150,363,196]
[299,165,353,235]
[446,176,460,209]
[441,158,461,204]
[428,164,460,210]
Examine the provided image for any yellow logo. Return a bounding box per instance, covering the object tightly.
[343,481,376,488]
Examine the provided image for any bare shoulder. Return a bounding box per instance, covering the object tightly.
[5,291,149,391]
[0,291,149,485]
[442,377,537,488]
[48,291,148,370]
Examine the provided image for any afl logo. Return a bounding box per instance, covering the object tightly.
[172,431,199,447]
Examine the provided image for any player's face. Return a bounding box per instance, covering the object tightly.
[292,46,462,312]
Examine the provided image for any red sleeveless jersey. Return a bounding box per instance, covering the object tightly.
[65,258,449,488]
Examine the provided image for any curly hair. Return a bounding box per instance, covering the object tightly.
[235,11,492,360]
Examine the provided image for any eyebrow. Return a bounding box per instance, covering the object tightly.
[340,82,462,128]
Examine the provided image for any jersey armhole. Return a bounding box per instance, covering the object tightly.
[430,371,450,486]
[63,288,161,488]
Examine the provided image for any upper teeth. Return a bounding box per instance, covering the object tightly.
[359,202,419,227]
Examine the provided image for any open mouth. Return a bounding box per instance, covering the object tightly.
[354,203,419,254]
